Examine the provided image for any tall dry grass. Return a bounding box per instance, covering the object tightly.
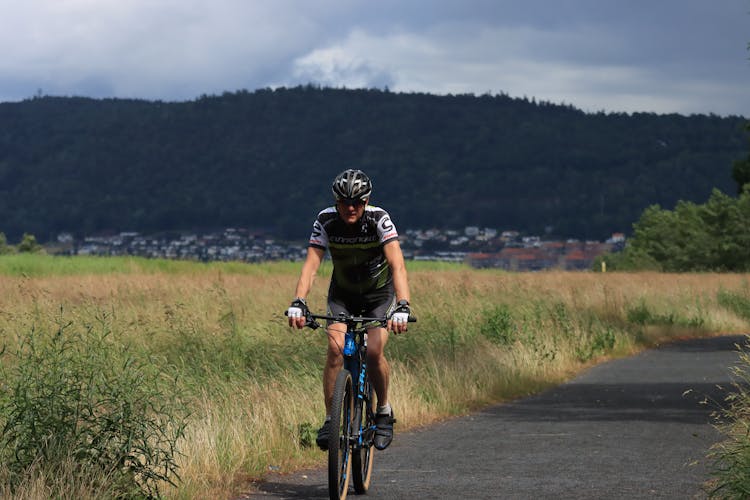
[0,264,748,498]
[0,458,120,500]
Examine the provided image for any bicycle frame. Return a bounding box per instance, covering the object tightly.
[308,313,385,448]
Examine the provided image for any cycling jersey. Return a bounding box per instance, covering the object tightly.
[309,205,399,294]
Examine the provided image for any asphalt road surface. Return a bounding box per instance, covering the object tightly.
[248,335,746,499]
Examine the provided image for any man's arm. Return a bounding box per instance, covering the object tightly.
[289,246,325,328]
[384,240,409,303]
[384,240,410,333]
[295,246,325,299]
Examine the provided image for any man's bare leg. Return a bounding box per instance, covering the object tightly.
[316,323,345,450]
[323,323,346,412]
[366,326,390,406]
[367,327,396,450]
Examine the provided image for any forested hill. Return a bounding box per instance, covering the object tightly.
[0,86,747,242]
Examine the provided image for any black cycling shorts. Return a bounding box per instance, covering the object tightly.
[327,281,396,325]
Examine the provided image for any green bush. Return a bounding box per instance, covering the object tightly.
[575,316,618,362]
[0,232,12,255]
[617,189,750,272]
[16,233,42,253]
[0,312,188,498]
[718,289,750,322]
[587,327,616,360]
[480,305,517,345]
[593,248,662,272]
[625,300,703,327]
[297,422,316,449]
[550,302,575,338]
[626,301,654,325]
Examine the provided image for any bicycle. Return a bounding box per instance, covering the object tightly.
[292,310,415,500]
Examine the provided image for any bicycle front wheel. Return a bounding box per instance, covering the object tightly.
[328,369,354,500]
[352,379,375,494]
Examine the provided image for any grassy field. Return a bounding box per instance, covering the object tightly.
[0,255,748,498]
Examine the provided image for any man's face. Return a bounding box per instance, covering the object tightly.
[336,198,367,225]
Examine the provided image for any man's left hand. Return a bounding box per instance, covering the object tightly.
[388,301,410,334]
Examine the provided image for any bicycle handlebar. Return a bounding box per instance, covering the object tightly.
[284,310,417,330]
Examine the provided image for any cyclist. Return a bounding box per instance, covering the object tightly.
[287,168,411,451]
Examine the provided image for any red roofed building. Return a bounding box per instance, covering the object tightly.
[468,241,614,271]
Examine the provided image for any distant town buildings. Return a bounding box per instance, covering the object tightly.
[401,227,623,271]
[465,242,613,271]
[59,228,306,263]
[53,226,625,271]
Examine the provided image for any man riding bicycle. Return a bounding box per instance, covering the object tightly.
[287,169,411,451]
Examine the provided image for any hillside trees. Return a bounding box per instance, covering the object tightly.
[732,125,750,193]
[0,88,746,242]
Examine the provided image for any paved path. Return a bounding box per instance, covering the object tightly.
[248,335,746,499]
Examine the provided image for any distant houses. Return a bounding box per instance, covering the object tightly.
[62,228,306,262]
[402,227,622,271]
[55,226,624,271]
[466,241,614,271]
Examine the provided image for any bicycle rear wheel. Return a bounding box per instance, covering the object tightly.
[328,369,354,500]
[352,380,375,494]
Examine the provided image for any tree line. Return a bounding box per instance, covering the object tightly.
[0,86,747,243]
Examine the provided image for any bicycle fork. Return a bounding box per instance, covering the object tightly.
[344,333,374,449]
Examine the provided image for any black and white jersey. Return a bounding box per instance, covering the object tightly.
[309,205,399,293]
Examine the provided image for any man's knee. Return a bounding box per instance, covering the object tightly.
[323,347,341,370]
[367,348,387,367]
[326,347,344,368]
[367,327,388,349]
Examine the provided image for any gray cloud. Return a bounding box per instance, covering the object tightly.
[0,0,748,115]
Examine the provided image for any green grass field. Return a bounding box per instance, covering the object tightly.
[0,254,748,498]
[0,253,472,277]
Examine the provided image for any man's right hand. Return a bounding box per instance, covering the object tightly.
[287,297,309,329]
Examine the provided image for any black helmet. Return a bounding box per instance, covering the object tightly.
[332,169,372,201]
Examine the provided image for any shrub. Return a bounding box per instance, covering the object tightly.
[593,248,662,272]
[16,233,42,253]
[0,232,12,255]
[718,289,750,322]
[480,305,517,345]
[626,301,653,325]
[297,422,316,449]
[576,327,617,362]
[0,311,188,498]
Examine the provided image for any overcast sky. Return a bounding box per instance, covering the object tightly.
[1,0,748,116]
